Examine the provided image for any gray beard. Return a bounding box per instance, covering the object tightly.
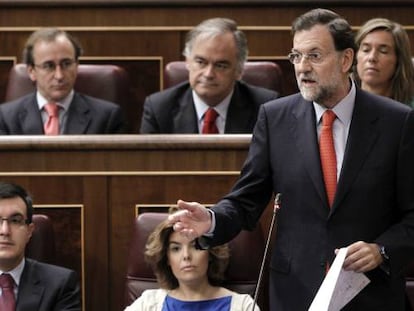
[299,85,334,105]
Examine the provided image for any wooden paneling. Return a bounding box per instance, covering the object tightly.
[0,2,414,309]
[0,135,251,311]
[34,205,83,279]
[1,2,414,132]
[0,58,16,104]
[33,205,84,307]
[81,57,162,133]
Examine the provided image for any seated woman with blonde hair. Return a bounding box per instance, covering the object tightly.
[354,18,414,107]
[124,212,260,311]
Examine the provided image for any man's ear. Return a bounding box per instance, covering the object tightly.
[26,222,35,243]
[236,70,243,81]
[185,59,191,70]
[342,48,355,73]
[27,65,37,82]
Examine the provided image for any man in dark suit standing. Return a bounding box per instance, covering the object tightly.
[140,18,279,134]
[0,182,80,310]
[0,28,126,135]
[168,9,414,310]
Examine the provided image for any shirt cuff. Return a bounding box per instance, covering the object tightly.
[204,208,216,236]
[194,209,216,250]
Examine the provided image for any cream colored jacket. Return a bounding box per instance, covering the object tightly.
[124,288,261,311]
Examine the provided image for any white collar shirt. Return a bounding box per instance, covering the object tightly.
[193,90,233,134]
[313,80,356,180]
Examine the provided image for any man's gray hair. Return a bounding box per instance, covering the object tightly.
[183,17,248,73]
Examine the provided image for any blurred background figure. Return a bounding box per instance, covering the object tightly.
[354,17,414,107]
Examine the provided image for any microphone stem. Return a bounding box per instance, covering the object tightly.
[251,193,281,311]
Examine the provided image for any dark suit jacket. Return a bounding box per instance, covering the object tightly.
[0,92,127,134]
[16,258,81,311]
[140,81,279,133]
[206,89,414,310]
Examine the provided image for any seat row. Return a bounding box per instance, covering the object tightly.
[31,212,414,310]
[3,61,284,134]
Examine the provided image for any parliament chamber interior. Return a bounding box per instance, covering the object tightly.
[0,1,414,310]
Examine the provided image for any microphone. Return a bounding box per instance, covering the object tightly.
[251,193,282,311]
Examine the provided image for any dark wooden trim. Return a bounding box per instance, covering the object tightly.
[0,135,251,151]
[1,0,413,7]
[0,135,251,311]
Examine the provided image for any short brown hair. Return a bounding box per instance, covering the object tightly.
[23,27,83,66]
[0,182,33,223]
[144,214,230,289]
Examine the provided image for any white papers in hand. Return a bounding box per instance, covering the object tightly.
[308,247,371,311]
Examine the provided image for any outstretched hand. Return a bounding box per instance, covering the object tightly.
[167,200,212,241]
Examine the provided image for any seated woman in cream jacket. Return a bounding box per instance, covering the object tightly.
[124,213,260,311]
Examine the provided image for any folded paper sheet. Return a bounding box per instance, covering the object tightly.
[309,247,371,311]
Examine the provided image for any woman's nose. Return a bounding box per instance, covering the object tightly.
[182,247,192,260]
[367,50,378,62]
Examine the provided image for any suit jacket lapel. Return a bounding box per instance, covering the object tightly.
[331,90,379,213]
[292,97,328,207]
[225,82,252,132]
[173,89,198,133]
[16,259,44,311]
[19,94,44,134]
[65,93,91,134]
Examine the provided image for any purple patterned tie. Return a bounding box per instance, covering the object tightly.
[0,273,16,311]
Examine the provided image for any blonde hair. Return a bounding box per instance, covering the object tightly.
[354,18,414,106]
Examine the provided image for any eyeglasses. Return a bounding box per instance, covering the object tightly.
[288,51,325,65]
[190,58,232,72]
[0,215,30,228]
[34,59,76,73]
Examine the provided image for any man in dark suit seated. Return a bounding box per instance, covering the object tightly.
[0,182,81,310]
[0,28,127,135]
[140,18,279,134]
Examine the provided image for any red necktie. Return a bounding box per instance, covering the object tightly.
[202,108,219,134]
[44,103,60,135]
[0,273,16,311]
[319,110,337,207]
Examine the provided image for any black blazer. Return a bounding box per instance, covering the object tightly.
[208,89,414,310]
[140,81,279,133]
[16,259,81,311]
[0,92,127,134]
